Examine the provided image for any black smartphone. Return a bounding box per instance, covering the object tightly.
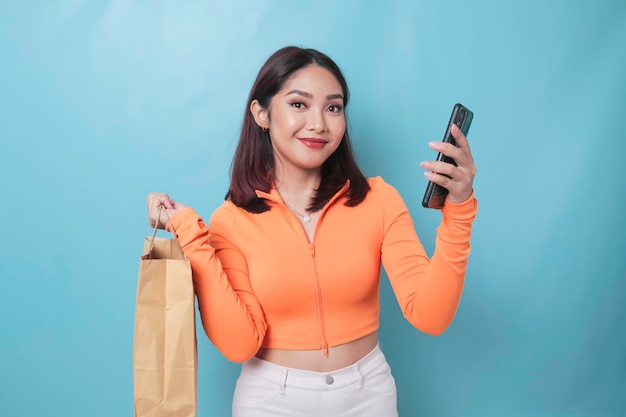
[422,103,474,209]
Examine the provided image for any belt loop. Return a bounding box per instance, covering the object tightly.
[353,363,364,390]
[279,368,288,394]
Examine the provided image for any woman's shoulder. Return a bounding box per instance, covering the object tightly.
[210,199,267,227]
[362,176,407,208]
[209,200,239,227]
[366,176,401,195]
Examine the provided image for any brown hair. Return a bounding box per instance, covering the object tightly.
[226,46,369,213]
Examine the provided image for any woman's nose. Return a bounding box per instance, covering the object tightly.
[306,108,326,133]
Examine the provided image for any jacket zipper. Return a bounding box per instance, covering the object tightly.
[255,184,351,358]
[309,244,329,357]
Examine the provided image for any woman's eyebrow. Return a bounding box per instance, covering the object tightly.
[285,90,344,101]
[326,93,344,101]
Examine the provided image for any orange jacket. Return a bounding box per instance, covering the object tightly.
[168,176,477,362]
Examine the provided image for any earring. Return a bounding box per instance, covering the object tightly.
[262,126,268,132]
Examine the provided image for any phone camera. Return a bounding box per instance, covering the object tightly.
[456,110,466,126]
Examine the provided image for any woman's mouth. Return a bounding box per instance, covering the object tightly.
[299,138,328,149]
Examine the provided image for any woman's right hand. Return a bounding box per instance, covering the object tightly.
[146,192,188,230]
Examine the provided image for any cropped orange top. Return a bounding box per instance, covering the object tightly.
[168,176,477,363]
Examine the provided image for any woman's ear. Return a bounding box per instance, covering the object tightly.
[250,100,269,130]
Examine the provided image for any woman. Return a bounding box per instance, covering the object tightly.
[147,46,477,416]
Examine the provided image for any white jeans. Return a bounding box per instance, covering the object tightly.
[232,344,398,417]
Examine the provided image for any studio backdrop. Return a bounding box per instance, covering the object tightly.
[0,1,624,416]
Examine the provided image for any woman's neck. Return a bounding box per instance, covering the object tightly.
[274,169,321,210]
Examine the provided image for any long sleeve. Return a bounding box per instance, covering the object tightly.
[167,207,267,363]
[378,178,477,335]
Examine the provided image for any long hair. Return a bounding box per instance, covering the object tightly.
[226,46,370,213]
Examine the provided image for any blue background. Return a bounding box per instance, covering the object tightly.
[1,1,625,416]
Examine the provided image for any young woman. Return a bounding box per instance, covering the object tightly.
[147,46,477,417]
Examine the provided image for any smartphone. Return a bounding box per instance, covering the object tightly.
[422,103,474,209]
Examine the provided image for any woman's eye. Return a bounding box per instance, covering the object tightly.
[290,101,306,109]
[328,104,343,113]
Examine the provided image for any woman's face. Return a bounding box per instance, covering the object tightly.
[254,64,346,176]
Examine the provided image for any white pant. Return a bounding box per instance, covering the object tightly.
[232,344,398,417]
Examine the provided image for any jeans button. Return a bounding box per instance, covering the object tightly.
[325,375,334,385]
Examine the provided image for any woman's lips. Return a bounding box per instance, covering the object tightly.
[299,138,328,149]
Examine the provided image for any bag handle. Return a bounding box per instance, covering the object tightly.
[147,204,182,259]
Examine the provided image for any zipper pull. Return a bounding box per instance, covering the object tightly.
[322,341,329,357]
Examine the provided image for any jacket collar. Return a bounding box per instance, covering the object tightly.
[254,180,351,208]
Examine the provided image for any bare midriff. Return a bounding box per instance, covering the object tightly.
[255,331,378,372]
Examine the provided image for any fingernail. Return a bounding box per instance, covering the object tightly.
[420,161,428,168]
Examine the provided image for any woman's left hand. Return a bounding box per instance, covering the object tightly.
[420,123,477,204]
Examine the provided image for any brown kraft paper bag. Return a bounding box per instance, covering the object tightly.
[133,231,198,417]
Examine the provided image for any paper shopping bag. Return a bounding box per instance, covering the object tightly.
[133,235,197,417]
